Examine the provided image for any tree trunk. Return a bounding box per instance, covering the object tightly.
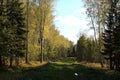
[2,56,5,66]
[118,55,120,71]
[25,0,29,64]
[40,38,43,63]
[0,55,2,66]
[9,56,13,67]
[115,54,119,70]
[110,55,113,70]
[98,16,104,68]
[15,56,19,66]
[90,14,104,67]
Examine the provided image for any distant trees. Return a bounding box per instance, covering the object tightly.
[76,34,97,62]
[83,0,120,70]
[76,34,87,61]
[83,0,110,67]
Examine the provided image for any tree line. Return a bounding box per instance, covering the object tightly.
[76,34,98,62]
[1,0,120,72]
[75,0,120,71]
[0,0,73,67]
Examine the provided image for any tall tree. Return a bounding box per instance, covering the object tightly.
[112,0,120,70]
[0,0,4,66]
[6,0,26,67]
[25,0,29,64]
[83,0,111,67]
[102,0,119,70]
[38,0,54,63]
[76,34,87,61]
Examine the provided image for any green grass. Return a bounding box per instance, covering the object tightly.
[0,61,120,80]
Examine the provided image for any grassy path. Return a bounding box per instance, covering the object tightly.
[0,62,120,80]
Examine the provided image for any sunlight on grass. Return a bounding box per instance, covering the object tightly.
[52,61,73,65]
[81,62,101,68]
[79,62,108,69]
[0,61,120,80]
[20,61,48,68]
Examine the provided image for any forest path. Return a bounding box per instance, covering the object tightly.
[0,61,120,80]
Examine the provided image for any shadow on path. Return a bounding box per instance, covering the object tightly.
[1,62,120,80]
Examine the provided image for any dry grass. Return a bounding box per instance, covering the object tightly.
[81,62,101,68]
[19,61,48,68]
[77,62,108,69]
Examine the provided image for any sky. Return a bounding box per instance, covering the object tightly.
[54,0,94,44]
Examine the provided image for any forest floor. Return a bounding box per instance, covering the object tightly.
[0,60,120,80]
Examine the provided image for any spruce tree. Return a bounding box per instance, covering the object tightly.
[6,0,26,67]
[102,0,119,70]
[113,2,120,70]
[0,0,9,66]
[0,0,4,66]
[102,0,114,70]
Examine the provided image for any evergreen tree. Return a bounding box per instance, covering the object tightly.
[6,0,26,67]
[102,7,114,70]
[102,0,119,70]
[113,0,120,70]
[76,34,87,61]
[0,0,5,66]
